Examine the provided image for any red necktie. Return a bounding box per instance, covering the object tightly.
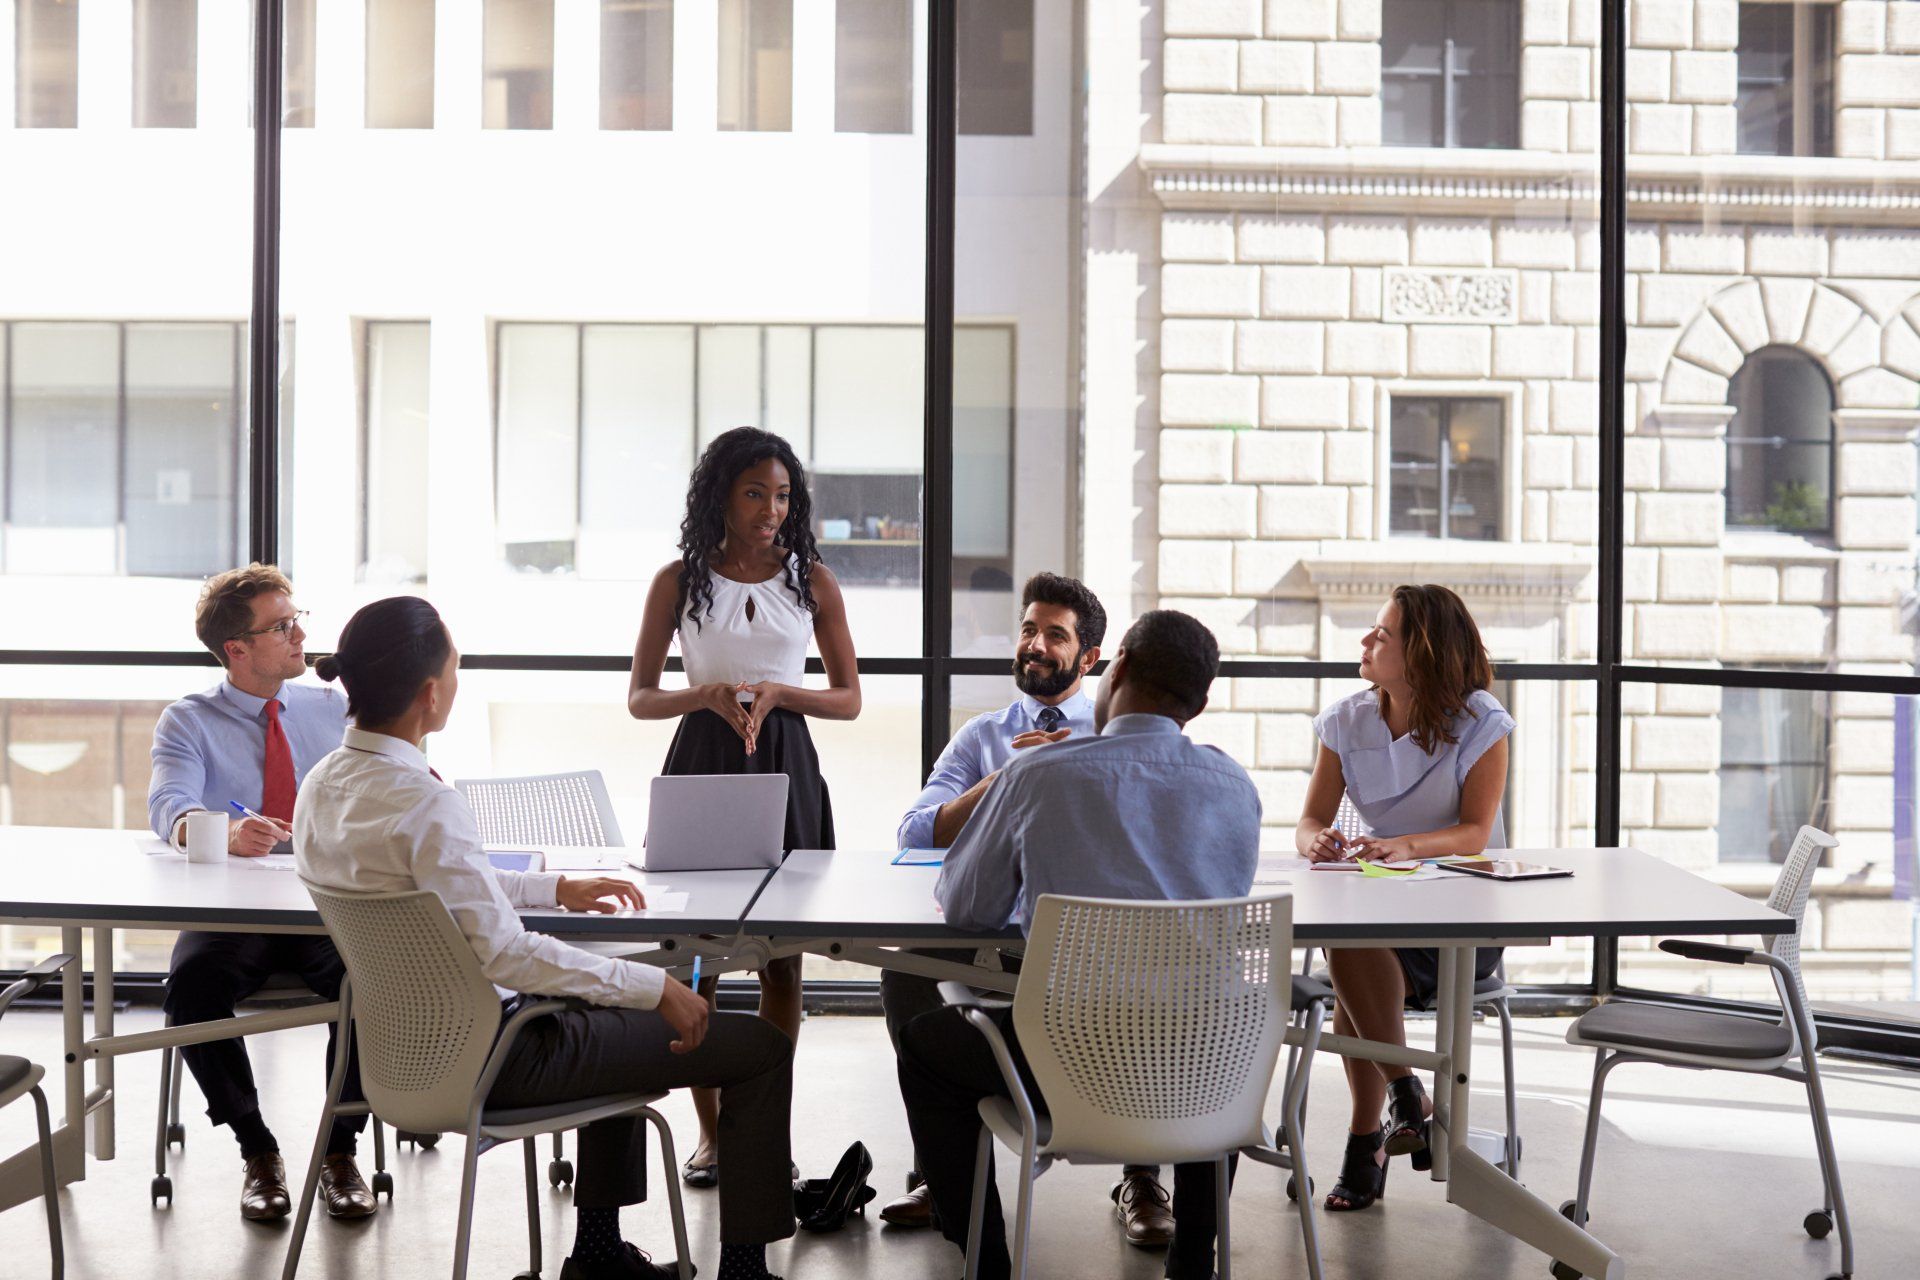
[261,700,297,822]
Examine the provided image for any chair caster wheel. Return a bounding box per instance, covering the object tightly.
[372,1170,394,1199]
[1804,1209,1833,1239]
[1550,1263,1581,1280]
[512,1271,540,1280]
[1285,1174,1314,1202]
[166,1123,186,1148]
[549,1158,574,1189]
[1558,1199,1588,1228]
[151,1175,172,1207]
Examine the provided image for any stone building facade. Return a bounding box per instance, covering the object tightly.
[1131,0,1920,994]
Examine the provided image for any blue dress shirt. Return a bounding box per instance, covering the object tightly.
[148,679,351,842]
[896,689,1096,850]
[935,713,1263,934]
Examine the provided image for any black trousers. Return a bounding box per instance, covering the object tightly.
[487,1006,796,1246]
[163,931,366,1143]
[899,1005,1232,1280]
[881,956,1160,1184]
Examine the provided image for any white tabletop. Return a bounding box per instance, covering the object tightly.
[747,848,1792,945]
[0,826,771,937]
[743,849,1021,941]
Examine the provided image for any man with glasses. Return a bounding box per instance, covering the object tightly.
[147,563,374,1224]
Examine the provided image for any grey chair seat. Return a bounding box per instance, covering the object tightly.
[0,1054,31,1094]
[1572,1001,1794,1061]
[482,1093,653,1129]
[1307,968,1510,1008]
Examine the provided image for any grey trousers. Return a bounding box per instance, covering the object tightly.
[486,1005,796,1245]
[881,951,1157,1183]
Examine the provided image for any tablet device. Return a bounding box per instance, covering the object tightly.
[636,774,789,872]
[1436,859,1572,882]
[485,849,546,873]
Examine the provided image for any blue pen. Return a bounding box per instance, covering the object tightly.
[690,956,702,987]
[228,800,282,827]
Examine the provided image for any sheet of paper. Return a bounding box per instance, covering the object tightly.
[229,853,299,871]
[539,848,628,872]
[606,892,689,915]
[136,837,179,856]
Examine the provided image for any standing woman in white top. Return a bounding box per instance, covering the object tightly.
[1295,584,1514,1214]
[629,426,862,1186]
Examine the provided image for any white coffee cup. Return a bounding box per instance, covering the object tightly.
[184,810,228,864]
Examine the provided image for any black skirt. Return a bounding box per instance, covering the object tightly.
[660,707,834,853]
[1395,946,1504,1011]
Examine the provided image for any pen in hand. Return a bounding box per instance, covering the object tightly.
[690,955,703,988]
[226,801,292,857]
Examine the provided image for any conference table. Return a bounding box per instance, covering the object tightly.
[0,828,1791,1279]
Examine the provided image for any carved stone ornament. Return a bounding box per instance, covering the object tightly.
[1383,268,1520,325]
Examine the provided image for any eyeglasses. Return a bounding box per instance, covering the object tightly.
[233,610,309,641]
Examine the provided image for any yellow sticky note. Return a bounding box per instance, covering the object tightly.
[1358,859,1415,878]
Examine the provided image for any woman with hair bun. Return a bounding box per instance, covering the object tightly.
[628,426,862,1187]
[1295,584,1515,1215]
[297,596,799,1280]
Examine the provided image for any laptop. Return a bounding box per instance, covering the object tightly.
[634,774,789,872]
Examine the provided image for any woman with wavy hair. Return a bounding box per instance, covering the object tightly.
[629,426,861,1188]
[1295,583,1514,1214]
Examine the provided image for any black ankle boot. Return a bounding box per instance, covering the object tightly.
[1384,1075,1432,1172]
[1324,1127,1388,1212]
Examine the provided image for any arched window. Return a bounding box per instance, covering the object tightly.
[1724,345,1834,533]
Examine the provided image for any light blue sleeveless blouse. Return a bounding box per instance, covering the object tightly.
[1313,688,1516,848]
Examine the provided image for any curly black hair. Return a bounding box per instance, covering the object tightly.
[677,427,821,631]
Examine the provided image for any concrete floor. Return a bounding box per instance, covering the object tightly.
[1,1006,1915,1279]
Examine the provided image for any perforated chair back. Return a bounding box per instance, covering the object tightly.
[1765,825,1836,1024]
[1013,893,1292,1165]
[1334,794,1368,839]
[455,771,624,847]
[303,882,504,1134]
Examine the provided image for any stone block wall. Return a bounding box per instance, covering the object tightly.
[1144,2,1920,991]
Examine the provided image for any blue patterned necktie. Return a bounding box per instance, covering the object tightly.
[1036,706,1064,734]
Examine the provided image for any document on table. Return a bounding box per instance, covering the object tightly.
[610,889,689,915]
[136,837,178,856]
[532,847,626,872]
[228,853,299,872]
[1255,855,1309,885]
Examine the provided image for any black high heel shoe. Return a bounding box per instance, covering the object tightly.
[1324,1128,1388,1212]
[793,1141,876,1233]
[1384,1075,1432,1173]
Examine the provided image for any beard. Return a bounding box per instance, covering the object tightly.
[1013,652,1079,699]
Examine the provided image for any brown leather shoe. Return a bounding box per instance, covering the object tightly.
[878,1179,934,1228]
[240,1152,292,1221]
[1112,1171,1175,1248]
[319,1154,378,1220]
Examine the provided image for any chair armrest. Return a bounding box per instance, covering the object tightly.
[472,999,570,1104]
[0,953,76,1020]
[938,980,1012,1014]
[1658,939,1755,966]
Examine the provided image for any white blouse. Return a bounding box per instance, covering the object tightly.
[677,562,814,689]
[293,728,665,1009]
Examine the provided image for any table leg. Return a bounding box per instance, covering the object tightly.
[92,926,115,1160]
[63,928,84,1142]
[1435,944,1624,1279]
